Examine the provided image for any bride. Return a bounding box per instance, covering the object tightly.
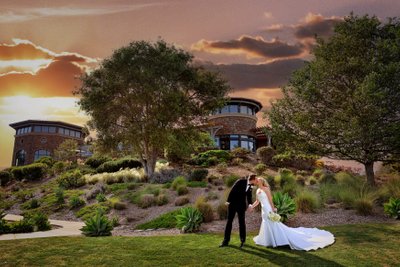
[250,177,335,251]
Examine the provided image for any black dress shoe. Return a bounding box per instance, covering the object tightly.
[240,242,245,248]
[219,242,228,247]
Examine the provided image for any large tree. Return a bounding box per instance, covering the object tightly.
[268,14,400,185]
[75,40,230,177]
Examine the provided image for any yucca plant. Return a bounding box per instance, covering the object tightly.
[273,192,296,222]
[80,211,113,237]
[384,197,400,219]
[175,207,202,233]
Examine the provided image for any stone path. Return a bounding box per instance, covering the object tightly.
[0,214,84,241]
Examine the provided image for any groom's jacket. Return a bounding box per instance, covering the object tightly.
[227,178,252,211]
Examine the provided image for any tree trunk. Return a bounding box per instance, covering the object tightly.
[364,161,375,186]
[142,152,157,181]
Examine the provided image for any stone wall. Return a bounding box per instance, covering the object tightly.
[208,114,257,136]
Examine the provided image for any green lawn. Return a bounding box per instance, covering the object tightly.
[0,223,399,267]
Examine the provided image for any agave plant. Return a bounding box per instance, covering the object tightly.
[175,207,203,233]
[80,212,113,237]
[384,197,400,220]
[273,192,296,222]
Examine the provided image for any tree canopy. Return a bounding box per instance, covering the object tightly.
[75,40,230,177]
[268,14,400,185]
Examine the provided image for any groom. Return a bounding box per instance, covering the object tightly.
[219,174,257,248]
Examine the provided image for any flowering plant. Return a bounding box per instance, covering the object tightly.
[268,212,281,222]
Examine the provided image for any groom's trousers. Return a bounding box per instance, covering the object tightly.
[223,205,246,244]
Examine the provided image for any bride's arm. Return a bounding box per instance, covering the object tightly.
[263,187,277,211]
[251,199,259,208]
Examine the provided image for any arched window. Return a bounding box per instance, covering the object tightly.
[15,150,26,166]
[34,150,51,161]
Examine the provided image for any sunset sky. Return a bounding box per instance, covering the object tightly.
[1,0,399,167]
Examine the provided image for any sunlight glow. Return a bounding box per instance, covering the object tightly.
[0,59,52,73]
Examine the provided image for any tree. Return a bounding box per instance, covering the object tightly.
[268,14,400,185]
[54,139,79,162]
[75,40,230,178]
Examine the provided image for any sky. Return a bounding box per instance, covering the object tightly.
[1,0,399,168]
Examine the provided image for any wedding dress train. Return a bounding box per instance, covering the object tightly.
[253,189,335,251]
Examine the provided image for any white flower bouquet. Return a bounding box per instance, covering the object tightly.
[268,212,281,222]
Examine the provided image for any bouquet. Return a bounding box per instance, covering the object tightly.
[267,211,281,222]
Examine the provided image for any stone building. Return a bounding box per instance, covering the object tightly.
[9,120,86,166]
[207,97,269,152]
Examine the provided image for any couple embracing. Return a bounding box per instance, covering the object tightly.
[220,174,335,251]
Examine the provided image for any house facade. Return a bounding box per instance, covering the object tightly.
[9,120,87,166]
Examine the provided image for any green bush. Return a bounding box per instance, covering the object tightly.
[136,209,180,230]
[96,193,107,203]
[189,169,209,181]
[384,197,400,219]
[231,147,250,158]
[176,207,202,233]
[80,212,113,237]
[224,174,240,187]
[156,194,169,206]
[21,198,40,210]
[272,151,317,170]
[231,157,243,166]
[85,155,112,169]
[177,185,189,196]
[171,176,187,190]
[256,146,275,165]
[96,158,142,173]
[55,187,65,204]
[187,181,207,188]
[309,176,317,185]
[378,177,400,203]
[8,218,34,233]
[69,196,85,209]
[295,190,319,213]
[320,173,336,184]
[11,163,47,181]
[109,198,127,210]
[57,169,85,189]
[0,211,11,234]
[138,194,156,208]
[190,150,232,166]
[76,203,110,221]
[216,162,228,173]
[0,171,12,186]
[26,212,51,231]
[34,156,54,167]
[312,169,324,180]
[255,163,267,175]
[282,182,298,198]
[278,168,296,187]
[175,196,190,206]
[273,192,296,222]
[195,197,214,223]
[52,161,67,174]
[266,175,276,190]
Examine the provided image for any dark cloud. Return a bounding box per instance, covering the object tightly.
[204,58,305,90]
[294,14,342,39]
[193,36,305,60]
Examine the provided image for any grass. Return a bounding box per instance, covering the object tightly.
[0,223,399,266]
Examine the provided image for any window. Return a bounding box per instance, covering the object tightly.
[64,129,70,136]
[49,127,56,133]
[15,150,26,166]
[75,131,81,138]
[70,130,75,137]
[42,126,49,133]
[34,126,41,132]
[230,140,239,149]
[221,106,229,114]
[216,135,256,152]
[34,150,51,161]
[58,128,64,134]
[229,105,238,113]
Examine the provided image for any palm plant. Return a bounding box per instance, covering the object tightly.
[80,211,113,237]
[175,207,202,233]
[273,192,296,222]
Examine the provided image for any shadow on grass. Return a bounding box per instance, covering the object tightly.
[230,244,344,267]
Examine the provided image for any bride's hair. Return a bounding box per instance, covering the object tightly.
[258,177,268,187]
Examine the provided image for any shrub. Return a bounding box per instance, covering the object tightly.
[189,169,208,182]
[256,146,275,165]
[282,182,298,198]
[195,197,214,223]
[216,162,228,173]
[272,192,296,222]
[384,197,400,219]
[0,211,11,234]
[206,192,219,201]
[378,177,400,203]
[319,183,340,204]
[175,196,190,206]
[354,198,374,216]
[217,202,228,219]
[335,171,354,184]
[176,207,202,233]
[224,174,240,187]
[55,187,65,204]
[8,218,34,233]
[0,171,12,186]
[171,176,187,190]
[57,169,85,189]
[339,190,356,209]
[22,198,40,210]
[136,209,180,230]
[52,161,67,174]
[11,163,47,181]
[295,175,306,186]
[96,193,107,203]
[110,216,120,227]
[80,212,113,237]
[76,203,110,221]
[309,177,317,185]
[109,198,127,210]
[187,181,207,188]
[156,194,169,206]
[231,147,250,158]
[320,173,336,184]
[26,212,51,231]
[278,168,296,187]
[69,196,85,209]
[34,156,54,167]
[177,185,189,196]
[272,151,317,170]
[96,158,142,173]
[231,157,243,166]
[85,155,112,169]
[150,168,181,184]
[312,169,324,180]
[255,163,267,175]
[138,194,156,208]
[295,190,319,213]
[190,150,232,166]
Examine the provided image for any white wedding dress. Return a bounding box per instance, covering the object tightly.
[253,189,335,251]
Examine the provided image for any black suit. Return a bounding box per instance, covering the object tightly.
[222,178,253,245]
